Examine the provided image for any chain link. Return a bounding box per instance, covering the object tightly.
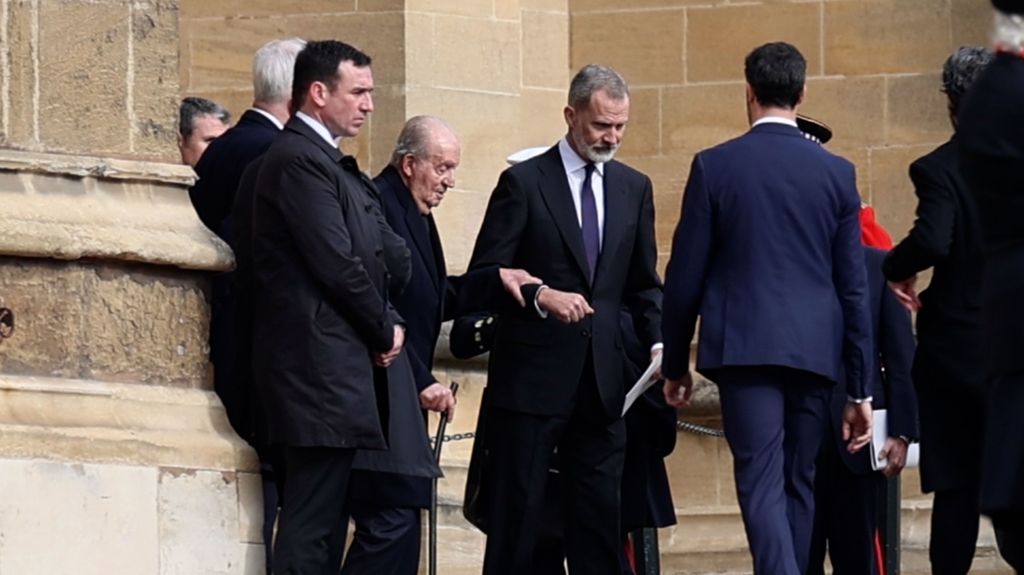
[431,421,725,444]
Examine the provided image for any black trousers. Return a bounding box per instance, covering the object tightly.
[808,437,881,575]
[482,367,626,575]
[272,446,355,575]
[339,504,421,575]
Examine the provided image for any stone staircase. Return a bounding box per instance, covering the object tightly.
[428,348,1014,574]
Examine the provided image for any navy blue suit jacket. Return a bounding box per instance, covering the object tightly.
[190,109,279,244]
[829,247,918,474]
[662,122,873,399]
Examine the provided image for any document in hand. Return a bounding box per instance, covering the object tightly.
[869,409,920,471]
[622,349,663,416]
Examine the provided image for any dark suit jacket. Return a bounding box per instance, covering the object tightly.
[468,144,663,419]
[829,248,918,474]
[250,117,397,449]
[190,109,279,243]
[882,139,985,387]
[661,122,873,400]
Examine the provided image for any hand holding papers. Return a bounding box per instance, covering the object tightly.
[869,409,919,472]
[622,349,663,416]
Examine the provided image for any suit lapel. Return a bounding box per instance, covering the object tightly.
[594,161,625,286]
[537,147,591,283]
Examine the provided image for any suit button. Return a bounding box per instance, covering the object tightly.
[581,329,590,337]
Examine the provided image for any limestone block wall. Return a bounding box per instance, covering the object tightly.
[179,0,569,270]
[0,150,261,574]
[1,0,180,161]
[570,0,991,261]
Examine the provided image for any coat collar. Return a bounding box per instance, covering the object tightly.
[379,165,443,289]
[284,115,344,163]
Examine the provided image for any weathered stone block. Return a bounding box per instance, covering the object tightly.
[886,74,952,146]
[433,15,520,94]
[158,468,252,575]
[495,0,520,20]
[405,11,434,88]
[617,87,660,158]
[800,76,886,149]
[825,0,950,76]
[81,264,210,387]
[366,82,407,175]
[662,83,748,155]
[523,10,569,89]
[180,0,355,19]
[183,18,289,92]
[953,0,995,48]
[356,0,406,12]
[0,460,160,575]
[7,0,36,146]
[572,0,724,11]
[188,88,252,122]
[407,0,492,18]
[286,12,406,86]
[38,0,131,155]
[868,145,935,238]
[572,10,685,86]
[0,259,86,379]
[132,0,181,161]
[524,0,567,10]
[687,3,822,82]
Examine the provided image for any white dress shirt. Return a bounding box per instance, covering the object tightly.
[558,137,606,249]
[751,115,799,129]
[295,111,337,147]
[250,107,284,130]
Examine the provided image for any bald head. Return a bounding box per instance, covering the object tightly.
[390,116,461,214]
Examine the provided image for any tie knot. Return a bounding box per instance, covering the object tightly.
[584,162,596,177]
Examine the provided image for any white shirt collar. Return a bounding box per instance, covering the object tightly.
[249,107,284,130]
[558,137,606,176]
[751,115,799,129]
[295,111,338,148]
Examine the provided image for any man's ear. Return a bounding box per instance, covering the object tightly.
[796,85,807,107]
[310,82,328,107]
[563,105,575,129]
[400,154,416,179]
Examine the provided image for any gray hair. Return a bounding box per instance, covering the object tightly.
[942,46,994,115]
[179,96,230,137]
[253,37,306,104]
[389,115,456,168]
[568,64,629,110]
[994,10,1024,53]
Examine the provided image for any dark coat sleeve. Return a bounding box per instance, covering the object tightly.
[621,176,663,351]
[878,270,919,440]
[883,159,957,282]
[276,155,395,352]
[662,155,714,380]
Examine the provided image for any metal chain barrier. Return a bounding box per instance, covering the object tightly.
[430,421,724,444]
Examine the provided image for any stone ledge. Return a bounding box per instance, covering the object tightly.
[0,149,232,272]
[0,374,258,472]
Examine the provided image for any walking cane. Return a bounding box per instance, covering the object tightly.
[429,381,458,575]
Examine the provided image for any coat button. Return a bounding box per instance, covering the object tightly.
[581,329,590,337]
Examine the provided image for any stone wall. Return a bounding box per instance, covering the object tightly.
[2,0,180,161]
[570,0,992,260]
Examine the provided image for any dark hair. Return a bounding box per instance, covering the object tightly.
[942,46,993,116]
[291,40,372,110]
[178,96,230,137]
[744,42,806,109]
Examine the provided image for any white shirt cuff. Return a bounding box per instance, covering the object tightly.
[650,343,663,354]
[846,395,873,404]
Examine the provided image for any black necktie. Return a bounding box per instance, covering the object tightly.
[581,163,600,281]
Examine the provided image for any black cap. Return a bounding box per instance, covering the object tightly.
[796,114,833,145]
[993,0,1024,14]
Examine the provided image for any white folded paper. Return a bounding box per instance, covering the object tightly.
[869,409,920,471]
[622,349,662,416]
